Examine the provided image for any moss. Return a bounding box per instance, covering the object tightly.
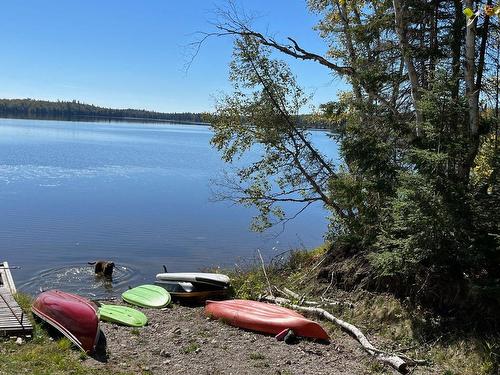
[56,338,73,351]
[130,327,140,336]
[249,352,266,360]
[182,342,200,354]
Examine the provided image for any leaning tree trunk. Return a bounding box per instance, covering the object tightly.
[463,0,490,181]
[393,0,422,135]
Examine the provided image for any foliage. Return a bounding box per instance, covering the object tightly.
[209,0,500,318]
[208,37,338,230]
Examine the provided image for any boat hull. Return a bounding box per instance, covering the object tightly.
[99,304,148,327]
[155,280,228,301]
[32,290,100,353]
[122,284,171,308]
[155,272,230,288]
[205,299,329,341]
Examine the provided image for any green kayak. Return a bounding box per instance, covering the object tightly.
[99,304,148,327]
[122,284,171,308]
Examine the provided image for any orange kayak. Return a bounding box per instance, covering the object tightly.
[205,299,329,340]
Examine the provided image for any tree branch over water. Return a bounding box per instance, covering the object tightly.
[202,27,345,230]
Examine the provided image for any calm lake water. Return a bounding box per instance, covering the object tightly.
[0,118,338,298]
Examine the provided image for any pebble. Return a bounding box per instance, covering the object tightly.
[160,349,171,358]
[15,337,23,345]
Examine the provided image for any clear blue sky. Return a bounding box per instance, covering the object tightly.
[0,1,345,113]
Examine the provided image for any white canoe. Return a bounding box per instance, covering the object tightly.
[155,272,230,287]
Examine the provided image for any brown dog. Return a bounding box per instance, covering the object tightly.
[88,260,115,278]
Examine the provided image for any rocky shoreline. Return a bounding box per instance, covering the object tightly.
[84,302,369,375]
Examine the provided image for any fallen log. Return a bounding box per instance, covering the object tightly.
[262,295,414,374]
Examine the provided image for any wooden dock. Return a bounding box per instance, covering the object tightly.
[0,262,33,336]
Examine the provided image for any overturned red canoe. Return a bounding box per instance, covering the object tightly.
[205,299,329,341]
[32,290,100,353]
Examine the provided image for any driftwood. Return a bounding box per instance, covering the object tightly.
[262,294,425,374]
[255,256,424,372]
[276,287,354,308]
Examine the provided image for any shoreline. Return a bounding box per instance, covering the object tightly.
[0,115,210,126]
[2,246,496,374]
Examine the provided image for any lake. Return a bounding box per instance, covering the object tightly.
[0,118,338,298]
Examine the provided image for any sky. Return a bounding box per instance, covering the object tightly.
[0,1,346,113]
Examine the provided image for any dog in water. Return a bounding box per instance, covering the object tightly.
[88,260,115,278]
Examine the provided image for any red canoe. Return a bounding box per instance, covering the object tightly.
[205,299,329,340]
[32,290,100,353]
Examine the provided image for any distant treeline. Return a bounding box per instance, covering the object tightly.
[0,98,207,124]
[0,98,333,129]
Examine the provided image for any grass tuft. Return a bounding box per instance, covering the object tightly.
[182,342,200,354]
[249,352,266,360]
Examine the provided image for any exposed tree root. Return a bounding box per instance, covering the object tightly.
[262,293,428,374]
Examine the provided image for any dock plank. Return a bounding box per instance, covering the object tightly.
[0,262,33,336]
[0,262,17,293]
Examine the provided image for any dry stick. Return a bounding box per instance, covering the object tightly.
[263,295,416,374]
[296,254,328,286]
[276,291,422,363]
[321,271,335,298]
[282,287,301,300]
[257,249,273,296]
[277,286,352,308]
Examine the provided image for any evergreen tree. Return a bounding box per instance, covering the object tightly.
[207,0,500,314]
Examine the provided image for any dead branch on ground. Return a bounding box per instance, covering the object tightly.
[262,293,428,374]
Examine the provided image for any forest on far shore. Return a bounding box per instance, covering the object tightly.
[0,98,207,124]
[0,98,331,129]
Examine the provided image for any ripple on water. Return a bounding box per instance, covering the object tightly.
[19,264,141,299]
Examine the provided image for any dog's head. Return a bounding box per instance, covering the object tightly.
[103,262,115,276]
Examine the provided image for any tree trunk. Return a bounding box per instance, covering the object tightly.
[463,0,490,180]
[393,0,422,135]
